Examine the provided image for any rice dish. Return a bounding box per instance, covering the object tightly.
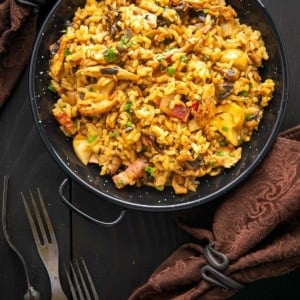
[49,0,275,194]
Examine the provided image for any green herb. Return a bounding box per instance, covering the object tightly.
[118,35,133,49]
[221,126,229,132]
[124,101,133,113]
[63,48,71,57]
[144,166,155,176]
[220,140,227,146]
[116,179,124,186]
[47,83,56,93]
[215,151,225,156]
[87,135,97,143]
[238,90,249,97]
[209,161,216,167]
[103,48,118,63]
[203,9,209,14]
[126,120,133,127]
[180,55,188,63]
[109,132,118,138]
[166,66,176,75]
[155,185,164,191]
[88,87,94,92]
[205,32,211,39]
[245,113,253,121]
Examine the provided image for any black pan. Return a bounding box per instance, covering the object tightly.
[29,0,288,219]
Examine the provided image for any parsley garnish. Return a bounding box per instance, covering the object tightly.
[144,166,155,176]
[103,48,118,63]
[166,66,175,75]
[63,48,71,57]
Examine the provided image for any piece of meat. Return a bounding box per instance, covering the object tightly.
[112,157,147,189]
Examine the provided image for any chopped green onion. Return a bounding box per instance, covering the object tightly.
[87,135,97,143]
[180,55,188,63]
[144,166,155,176]
[215,151,225,156]
[166,66,176,75]
[238,90,249,97]
[155,185,164,191]
[103,48,118,63]
[47,83,56,93]
[245,113,253,121]
[221,126,229,132]
[63,48,71,57]
[126,120,133,127]
[124,101,133,113]
[109,132,118,138]
[116,179,124,186]
[118,35,133,49]
[205,32,211,39]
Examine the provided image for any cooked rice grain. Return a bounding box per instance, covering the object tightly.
[50,0,275,194]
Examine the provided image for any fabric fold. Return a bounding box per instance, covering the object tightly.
[129,125,300,300]
[0,0,38,108]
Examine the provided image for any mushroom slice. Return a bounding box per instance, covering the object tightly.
[77,65,139,81]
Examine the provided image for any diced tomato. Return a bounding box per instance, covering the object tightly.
[169,104,190,122]
[166,54,173,64]
[191,101,199,111]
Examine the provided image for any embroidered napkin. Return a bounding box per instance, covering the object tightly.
[0,0,38,108]
[129,125,300,300]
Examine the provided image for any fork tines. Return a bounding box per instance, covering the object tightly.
[21,189,68,299]
[21,189,55,247]
[64,257,99,300]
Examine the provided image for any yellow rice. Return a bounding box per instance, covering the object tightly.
[49,0,275,194]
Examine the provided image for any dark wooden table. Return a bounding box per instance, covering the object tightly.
[1,0,299,299]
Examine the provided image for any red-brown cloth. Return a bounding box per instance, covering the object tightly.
[129,125,300,300]
[0,0,38,108]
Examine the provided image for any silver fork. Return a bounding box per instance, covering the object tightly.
[21,189,67,300]
[64,257,100,300]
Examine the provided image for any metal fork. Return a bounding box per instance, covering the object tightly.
[21,189,67,300]
[64,257,100,300]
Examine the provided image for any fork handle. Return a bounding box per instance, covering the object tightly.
[48,271,68,300]
[42,258,67,300]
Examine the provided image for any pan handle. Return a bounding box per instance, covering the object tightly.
[58,178,127,227]
[256,0,265,8]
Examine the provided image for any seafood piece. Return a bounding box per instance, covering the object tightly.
[78,98,118,116]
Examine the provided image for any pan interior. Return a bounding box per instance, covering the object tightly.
[29,0,288,211]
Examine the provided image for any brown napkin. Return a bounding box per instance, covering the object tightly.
[0,0,38,108]
[129,125,300,300]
